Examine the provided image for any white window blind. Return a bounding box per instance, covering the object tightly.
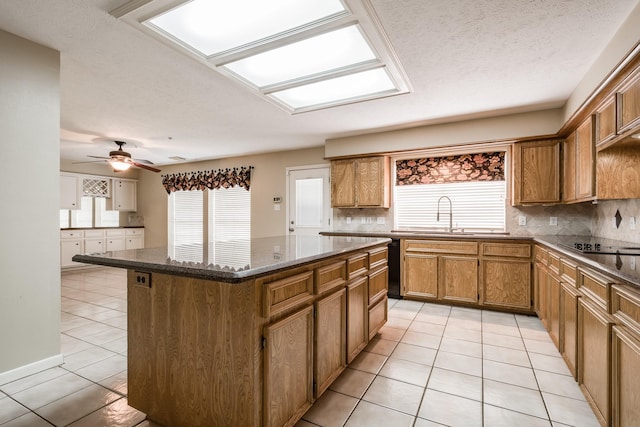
[394,180,506,231]
[168,190,204,262]
[208,186,251,268]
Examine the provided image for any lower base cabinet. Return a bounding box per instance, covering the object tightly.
[314,289,346,397]
[612,325,640,427]
[347,276,368,363]
[578,298,613,427]
[560,282,580,379]
[263,306,314,427]
[440,255,478,304]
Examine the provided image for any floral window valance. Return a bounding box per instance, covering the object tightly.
[396,152,505,185]
[161,166,253,194]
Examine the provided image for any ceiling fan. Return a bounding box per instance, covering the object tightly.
[85,141,161,173]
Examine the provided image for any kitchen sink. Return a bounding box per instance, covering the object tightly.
[391,228,510,236]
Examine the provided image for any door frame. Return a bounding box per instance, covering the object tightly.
[285,164,333,236]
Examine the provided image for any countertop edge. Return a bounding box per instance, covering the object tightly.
[72,237,391,283]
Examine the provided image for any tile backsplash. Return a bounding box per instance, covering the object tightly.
[593,199,640,243]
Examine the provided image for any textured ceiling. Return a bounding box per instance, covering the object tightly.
[0,0,638,165]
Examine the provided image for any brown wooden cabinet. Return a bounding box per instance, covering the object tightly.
[559,258,580,379]
[440,255,478,304]
[575,116,596,201]
[314,288,346,398]
[403,251,438,300]
[346,276,368,363]
[330,156,390,208]
[480,242,532,311]
[577,268,616,427]
[611,285,640,427]
[596,147,640,199]
[547,253,562,348]
[616,66,640,135]
[563,131,576,203]
[263,306,314,427]
[512,139,561,205]
[595,96,617,148]
[367,247,389,339]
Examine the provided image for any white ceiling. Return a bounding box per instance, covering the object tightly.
[0,0,638,166]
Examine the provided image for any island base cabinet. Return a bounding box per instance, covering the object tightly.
[578,298,613,427]
[368,295,387,340]
[264,305,314,427]
[347,276,368,363]
[612,325,640,427]
[127,272,262,427]
[314,289,346,398]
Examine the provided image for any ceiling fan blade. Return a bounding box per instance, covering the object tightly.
[132,158,154,165]
[87,155,111,160]
[72,160,107,164]
[132,161,161,173]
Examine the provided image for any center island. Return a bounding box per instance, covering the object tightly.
[73,235,391,427]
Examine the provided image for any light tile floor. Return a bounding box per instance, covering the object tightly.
[0,267,600,427]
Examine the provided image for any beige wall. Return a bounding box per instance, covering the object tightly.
[0,30,62,380]
[137,146,327,248]
[324,109,564,158]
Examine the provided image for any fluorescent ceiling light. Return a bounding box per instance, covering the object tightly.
[223,25,376,87]
[148,0,346,56]
[270,68,396,109]
[118,0,410,112]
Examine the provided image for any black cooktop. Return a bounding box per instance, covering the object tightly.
[559,240,640,255]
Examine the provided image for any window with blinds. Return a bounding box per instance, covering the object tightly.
[208,186,251,268]
[394,152,506,231]
[168,190,204,262]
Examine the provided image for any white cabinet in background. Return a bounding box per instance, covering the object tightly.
[84,229,106,254]
[60,230,84,267]
[110,179,137,211]
[106,229,126,251]
[125,228,144,250]
[60,174,81,210]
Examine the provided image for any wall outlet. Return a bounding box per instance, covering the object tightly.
[346,216,351,224]
[631,216,636,230]
[360,217,367,224]
[518,216,527,226]
[549,217,558,226]
[367,217,373,224]
[377,216,385,224]
[631,257,636,271]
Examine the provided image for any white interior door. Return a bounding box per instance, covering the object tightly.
[287,166,331,236]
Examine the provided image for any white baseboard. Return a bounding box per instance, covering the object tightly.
[0,354,64,385]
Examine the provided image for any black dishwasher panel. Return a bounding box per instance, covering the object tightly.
[387,239,401,299]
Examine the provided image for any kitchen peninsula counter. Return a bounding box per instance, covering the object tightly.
[73,235,391,427]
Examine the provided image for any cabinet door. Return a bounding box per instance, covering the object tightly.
[512,140,561,205]
[346,276,368,363]
[368,266,388,305]
[126,236,144,250]
[617,67,640,134]
[60,174,80,210]
[368,296,387,340]
[315,289,346,398]
[440,255,478,304]
[356,157,389,207]
[547,272,561,348]
[403,253,438,300]
[575,116,595,201]
[535,262,549,327]
[330,160,355,207]
[481,258,531,310]
[560,282,580,379]
[563,132,576,203]
[112,180,137,211]
[595,96,617,148]
[578,299,613,427]
[61,239,84,267]
[612,325,640,427]
[263,305,314,427]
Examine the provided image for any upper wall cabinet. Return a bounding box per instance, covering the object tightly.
[109,179,137,211]
[512,140,561,205]
[60,173,81,210]
[617,66,640,135]
[594,96,617,148]
[331,157,390,208]
[564,116,595,203]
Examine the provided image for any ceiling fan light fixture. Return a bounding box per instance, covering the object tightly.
[110,159,132,171]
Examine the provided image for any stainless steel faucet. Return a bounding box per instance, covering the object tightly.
[436,196,453,232]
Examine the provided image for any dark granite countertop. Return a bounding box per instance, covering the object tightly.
[72,235,391,283]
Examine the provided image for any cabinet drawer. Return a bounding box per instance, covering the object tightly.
[368,296,387,340]
[61,230,84,239]
[106,229,126,237]
[125,228,144,236]
[84,229,105,238]
[404,240,478,255]
[481,243,531,258]
[612,285,640,334]
[535,246,549,264]
[368,266,388,305]
[548,252,560,275]
[368,247,388,270]
[347,253,368,279]
[315,261,346,295]
[263,271,314,318]
[560,259,578,286]
[578,267,615,311]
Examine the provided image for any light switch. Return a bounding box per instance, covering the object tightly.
[549,217,558,226]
